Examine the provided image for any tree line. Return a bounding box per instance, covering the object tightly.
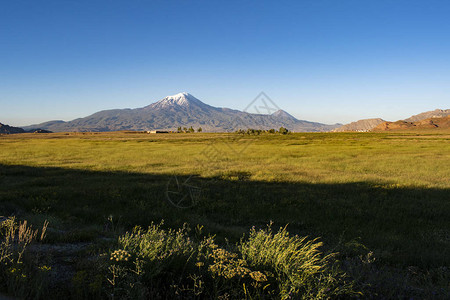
[235,127,289,135]
[175,126,290,134]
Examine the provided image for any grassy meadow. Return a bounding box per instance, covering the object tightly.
[0,131,449,298]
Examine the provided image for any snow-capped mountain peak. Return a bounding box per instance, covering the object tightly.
[147,92,205,109]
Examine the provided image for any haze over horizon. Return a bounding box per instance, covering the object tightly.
[1,0,450,127]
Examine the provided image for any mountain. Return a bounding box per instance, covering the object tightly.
[23,93,340,132]
[403,109,450,122]
[332,118,385,132]
[373,115,450,131]
[0,123,25,134]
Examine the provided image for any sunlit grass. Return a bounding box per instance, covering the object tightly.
[1,131,449,188]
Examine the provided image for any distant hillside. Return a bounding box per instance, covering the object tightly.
[332,118,385,132]
[332,108,450,132]
[0,123,25,134]
[404,109,450,122]
[23,93,340,132]
[373,115,450,131]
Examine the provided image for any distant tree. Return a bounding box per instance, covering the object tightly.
[189,126,195,133]
[268,128,276,134]
[197,127,202,132]
[177,127,182,133]
[183,127,188,133]
[279,127,289,135]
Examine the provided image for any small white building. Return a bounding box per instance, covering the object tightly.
[147,130,169,134]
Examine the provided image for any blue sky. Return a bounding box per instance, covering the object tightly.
[1,0,449,126]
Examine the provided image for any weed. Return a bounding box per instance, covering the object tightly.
[0,216,49,299]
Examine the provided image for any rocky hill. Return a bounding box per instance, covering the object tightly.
[0,123,25,134]
[403,109,450,122]
[373,115,450,131]
[332,118,385,132]
[333,108,450,132]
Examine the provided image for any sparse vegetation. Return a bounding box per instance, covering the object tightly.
[0,131,449,298]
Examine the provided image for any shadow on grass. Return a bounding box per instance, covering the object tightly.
[0,163,449,268]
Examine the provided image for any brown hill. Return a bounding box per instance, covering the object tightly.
[332,118,385,132]
[404,109,450,122]
[372,115,450,131]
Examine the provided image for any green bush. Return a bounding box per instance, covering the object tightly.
[106,222,196,299]
[106,222,358,299]
[119,222,195,276]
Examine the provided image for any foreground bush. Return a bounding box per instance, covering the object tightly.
[240,225,356,299]
[106,222,358,299]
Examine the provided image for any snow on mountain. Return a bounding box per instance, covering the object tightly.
[146,92,209,110]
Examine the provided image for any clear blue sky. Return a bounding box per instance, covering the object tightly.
[1,0,449,126]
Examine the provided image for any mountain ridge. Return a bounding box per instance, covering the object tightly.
[23,93,340,132]
[373,115,450,131]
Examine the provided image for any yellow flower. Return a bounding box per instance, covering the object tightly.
[110,249,131,262]
[250,271,267,282]
[39,265,51,272]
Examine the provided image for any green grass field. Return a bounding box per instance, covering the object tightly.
[0,131,449,298]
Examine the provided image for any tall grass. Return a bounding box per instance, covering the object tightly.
[0,217,49,299]
[240,224,356,299]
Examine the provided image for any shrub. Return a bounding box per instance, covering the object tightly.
[240,224,357,299]
[118,222,195,277]
[106,222,358,299]
[279,127,289,134]
[106,222,196,299]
